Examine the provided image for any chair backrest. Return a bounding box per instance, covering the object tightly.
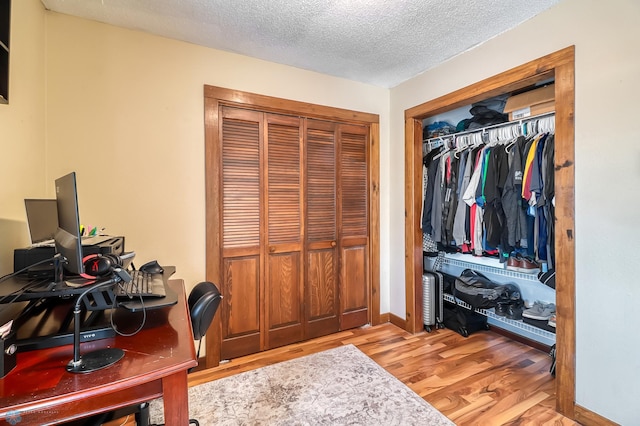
[188,281,222,341]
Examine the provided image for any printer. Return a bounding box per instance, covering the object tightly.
[13,236,125,276]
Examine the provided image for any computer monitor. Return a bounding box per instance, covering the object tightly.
[24,199,58,245]
[54,172,84,276]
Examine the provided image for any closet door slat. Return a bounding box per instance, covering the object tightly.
[267,120,302,245]
[340,129,368,237]
[222,113,261,249]
[307,126,337,242]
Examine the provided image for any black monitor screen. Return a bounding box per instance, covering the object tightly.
[54,172,84,275]
[24,199,58,245]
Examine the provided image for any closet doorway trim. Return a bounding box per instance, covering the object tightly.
[403,46,575,418]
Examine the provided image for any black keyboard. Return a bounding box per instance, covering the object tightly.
[115,270,166,298]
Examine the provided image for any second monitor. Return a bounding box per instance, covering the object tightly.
[54,172,84,278]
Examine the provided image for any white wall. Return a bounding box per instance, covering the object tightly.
[390,0,640,423]
[43,12,391,309]
[0,0,46,275]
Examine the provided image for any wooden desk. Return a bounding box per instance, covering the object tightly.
[0,280,197,425]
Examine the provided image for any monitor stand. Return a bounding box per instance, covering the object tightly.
[17,325,116,352]
[12,296,116,352]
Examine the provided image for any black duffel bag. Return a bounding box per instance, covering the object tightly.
[453,269,505,310]
[443,302,488,337]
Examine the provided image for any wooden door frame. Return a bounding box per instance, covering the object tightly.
[403,47,576,417]
[204,85,381,367]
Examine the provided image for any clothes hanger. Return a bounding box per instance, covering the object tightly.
[432,137,455,160]
[453,135,463,158]
[473,131,484,148]
[539,115,555,133]
[487,127,500,146]
[504,124,521,153]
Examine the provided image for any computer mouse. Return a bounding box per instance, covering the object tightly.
[139,260,164,274]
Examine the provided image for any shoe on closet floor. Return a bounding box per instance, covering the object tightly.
[522,301,555,320]
[506,299,525,320]
[495,299,510,316]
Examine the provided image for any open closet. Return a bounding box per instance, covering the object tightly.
[403,47,576,418]
[422,107,558,348]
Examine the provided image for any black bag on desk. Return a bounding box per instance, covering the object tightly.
[443,301,488,338]
[453,269,504,310]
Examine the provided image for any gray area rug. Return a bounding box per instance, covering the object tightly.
[149,344,454,425]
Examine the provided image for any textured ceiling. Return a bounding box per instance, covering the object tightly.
[40,0,561,88]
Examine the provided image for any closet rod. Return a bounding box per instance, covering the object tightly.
[423,111,555,147]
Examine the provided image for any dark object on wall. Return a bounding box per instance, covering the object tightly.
[0,0,10,103]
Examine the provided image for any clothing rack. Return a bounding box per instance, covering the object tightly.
[424,111,555,155]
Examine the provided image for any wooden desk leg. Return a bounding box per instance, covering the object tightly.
[162,371,190,425]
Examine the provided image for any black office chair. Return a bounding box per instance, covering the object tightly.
[68,281,222,426]
[188,281,222,361]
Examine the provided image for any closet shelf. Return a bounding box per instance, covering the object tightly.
[423,110,555,149]
[426,253,541,282]
[443,292,556,344]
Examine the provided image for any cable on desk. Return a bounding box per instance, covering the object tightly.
[110,277,147,337]
[0,274,68,320]
[0,253,65,285]
[0,254,68,309]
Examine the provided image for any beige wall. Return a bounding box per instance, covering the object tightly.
[43,11,390,305]
[390,0,640,423]
[0,0,46,274]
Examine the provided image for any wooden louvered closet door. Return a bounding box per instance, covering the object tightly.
[338,124,369,329]
[219,107,262,360]
[305,120,340,338]
[264,113,304,349]
[219,107,369,360]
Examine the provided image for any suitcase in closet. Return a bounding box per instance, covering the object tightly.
[422,272,444,332]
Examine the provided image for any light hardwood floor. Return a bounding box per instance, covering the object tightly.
[109,323,579,425]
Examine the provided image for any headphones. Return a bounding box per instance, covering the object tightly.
[81,253,124,279]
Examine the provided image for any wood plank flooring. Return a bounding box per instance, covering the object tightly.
[189,323,578,425]
[108,323,579,425]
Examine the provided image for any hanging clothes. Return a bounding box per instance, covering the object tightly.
[462,148,485,256]
[542,134,555,268]
[452,150,472,250]
[442,153,459,246]
[421,114,555,268]
[483,144,509,250]
[502,136,528,252]
[421,149,441,234]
